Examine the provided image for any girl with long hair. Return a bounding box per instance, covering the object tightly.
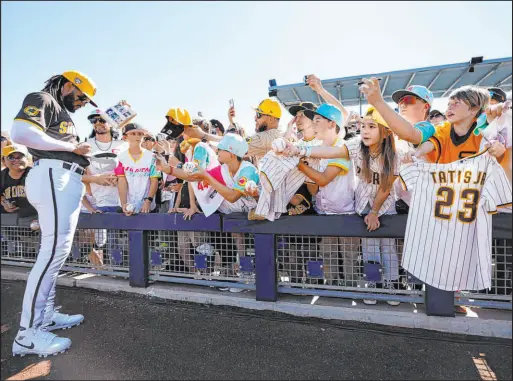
[285,107,401,305]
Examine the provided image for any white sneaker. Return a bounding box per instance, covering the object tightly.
[12,327,71,357]
[229,287,244,293]
[359,280,377,305]
[45,308,84,331]
[384,281,401,306]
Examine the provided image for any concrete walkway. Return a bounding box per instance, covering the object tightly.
[2,279,512,380]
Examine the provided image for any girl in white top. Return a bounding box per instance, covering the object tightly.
[286,107,401,304]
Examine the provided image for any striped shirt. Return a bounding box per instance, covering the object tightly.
[345,137,399,216]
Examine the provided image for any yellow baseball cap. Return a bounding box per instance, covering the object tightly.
[364,106,389,129]
[2,144,28,158]
[166,108,193,126]
[253,98,282,119]
[62,70,98,107]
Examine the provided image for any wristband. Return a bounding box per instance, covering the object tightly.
[369,209,379,216]
[144,197,154,203]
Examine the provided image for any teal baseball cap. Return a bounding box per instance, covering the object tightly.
[217,133,249,158]
[392,85,434,107]
[304,103,344,128]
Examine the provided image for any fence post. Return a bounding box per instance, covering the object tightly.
[254,233,277,302]
[128,230,149,288]
[425,285,455,317]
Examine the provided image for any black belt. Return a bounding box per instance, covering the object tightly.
[34,160,85,176]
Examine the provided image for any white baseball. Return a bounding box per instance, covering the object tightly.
[125,203,135,213]
[30,221,40,231]
[272,138,288,153]
[183,162,198,173]
[245,180,258,192]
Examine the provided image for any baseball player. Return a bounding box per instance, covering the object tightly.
[10,70,98,357]
[251,102,322,221]
[399,150,512,291]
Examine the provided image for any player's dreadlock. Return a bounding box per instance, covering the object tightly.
[41,75,69,106]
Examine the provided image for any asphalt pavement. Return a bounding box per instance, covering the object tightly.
[1,280,511,380]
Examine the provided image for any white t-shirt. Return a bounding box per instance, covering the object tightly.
[114,149,161,212]
[314,137,355,215]
[86,138,128,207]
[345,136,399,216]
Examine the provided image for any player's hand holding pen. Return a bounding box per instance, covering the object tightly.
[73,142,92,156]
[364,210,380,232]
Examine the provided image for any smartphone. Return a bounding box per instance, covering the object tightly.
[356,77,382,86]
[303,75,308,85]
[229,99,235,108]
[156,133,167,142]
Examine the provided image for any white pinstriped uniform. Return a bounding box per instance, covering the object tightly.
[344,137,399,216]
[399,151,512,291]
[255,137,322,220]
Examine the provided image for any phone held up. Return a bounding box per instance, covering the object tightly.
[229,99,235,108]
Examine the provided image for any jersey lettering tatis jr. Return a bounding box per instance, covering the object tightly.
[399,151,512,291]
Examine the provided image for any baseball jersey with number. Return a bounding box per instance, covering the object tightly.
[314,137,355,215]
[14,92,89,167]
[427,121,482,164]
[86,139,127,207]
[399,151,512,291]
[114,149,161,211]
[344,137,399,216]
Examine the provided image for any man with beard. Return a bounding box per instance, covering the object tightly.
[10,70,97,357]
[84,108,128,266]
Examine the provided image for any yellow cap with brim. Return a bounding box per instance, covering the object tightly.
[62,70,98,107]
[364,106,389,128]
[2,144,28,157]
[252,98,282,119]
[166,108,192,126]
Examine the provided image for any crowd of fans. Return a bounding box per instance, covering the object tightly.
[1,73,511,302]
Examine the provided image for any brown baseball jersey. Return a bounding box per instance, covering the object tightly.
[14,91,89,167]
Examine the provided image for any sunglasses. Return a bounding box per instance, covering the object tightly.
[255,112,266,119]
[399,95,424,105]
[7,155,25,162]
[144,136,156,142]
[1,136,7,142]
[90,117,106,124]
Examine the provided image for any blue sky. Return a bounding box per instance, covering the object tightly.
[1,1,512,139]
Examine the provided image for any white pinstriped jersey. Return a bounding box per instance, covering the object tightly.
[246,128,283,163]
[344,137,399,216]
[399,151,512,291]
[255,136,322,220]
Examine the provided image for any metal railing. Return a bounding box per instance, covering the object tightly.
[1,212,511,315]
